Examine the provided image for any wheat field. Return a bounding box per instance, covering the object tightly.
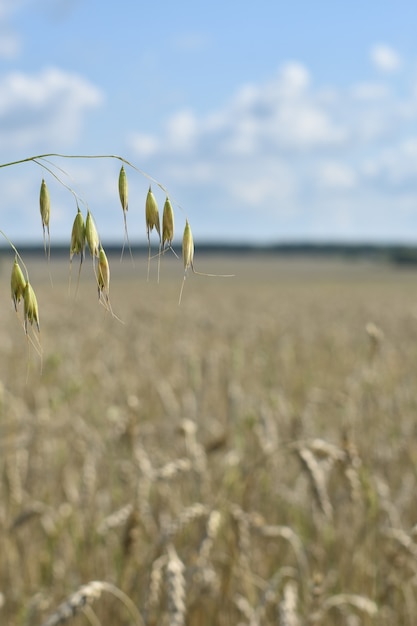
[1,252,417,625]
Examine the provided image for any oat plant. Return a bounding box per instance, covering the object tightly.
[0,152,232,353]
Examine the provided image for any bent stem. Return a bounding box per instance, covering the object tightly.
[0,152,187,216]
[178,270,188,306]
[68,255,84,300]
[121,209,134,265]
[178,264,235,306]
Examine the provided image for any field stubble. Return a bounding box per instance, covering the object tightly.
[1,253,417,625]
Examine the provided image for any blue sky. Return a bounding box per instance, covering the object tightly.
[2,1,417,245]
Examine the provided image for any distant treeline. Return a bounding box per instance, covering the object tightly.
[1,242,417,265]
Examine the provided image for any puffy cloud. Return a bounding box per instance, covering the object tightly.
[220,69,346,153]
[130,61,347,164]
[362,138,417,187]
[350,82,390,101]
[0,67,103,150]
[316,162,357,190]
[371,44,402,72]
[165,109,199,153]
[130,133,160,158]
[124,53,417,240]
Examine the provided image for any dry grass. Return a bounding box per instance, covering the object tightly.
[1,253,417,625]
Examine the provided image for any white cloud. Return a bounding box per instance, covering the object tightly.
[350,82,390,101]
[225,61,345,151]
[125,55,417,241]
[132,61,347,165]
[0,67,103,150]
[362,138,417,186]
[165,109,198,152]
[316,162,357,190]
[371,44,402,72]
[276,61,311,97]
[130,133,160,158]
[227,161,297,208]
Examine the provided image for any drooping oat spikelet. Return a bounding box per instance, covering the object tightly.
[145,185,161,281]
[166,544,186,626]
[118,165,133,261]
[69,208,86,296]
[11,257,26,311]
[162,196,174,250]
[85,210,99,258]
[182,219,194,272]
[23,281,40,333]
[146,186,160,240]
[39,178,51,259]
[70,208,85,262]
[178,219,194,305]
[97,245,110,303]
[96,245,121,318]
[178,218,233,303]
[118,165,128,212]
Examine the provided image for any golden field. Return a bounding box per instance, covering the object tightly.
[1,252,417,625]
